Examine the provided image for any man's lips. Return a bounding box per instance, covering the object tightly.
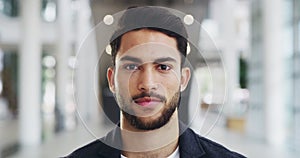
[134,97,162,106]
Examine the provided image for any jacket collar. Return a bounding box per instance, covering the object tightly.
[178,122,206,158]
[97,124,121,157]
[97,122,206,158]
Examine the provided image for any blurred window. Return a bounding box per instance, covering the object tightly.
[0,0,19,17]
[42,0,57,22]
[0,0,57,22]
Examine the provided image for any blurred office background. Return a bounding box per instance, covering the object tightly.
[0,0,299,157]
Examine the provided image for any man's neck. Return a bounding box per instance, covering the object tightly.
[120,111,179,157]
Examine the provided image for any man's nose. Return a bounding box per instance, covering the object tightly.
[137,68,158,91]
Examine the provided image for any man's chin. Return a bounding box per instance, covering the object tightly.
[122,105,176,131]
[127,116,169,131]
[135,117,166,130]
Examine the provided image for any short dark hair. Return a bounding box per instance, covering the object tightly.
[110,6,188,66]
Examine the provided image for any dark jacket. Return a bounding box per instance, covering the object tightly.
[65,124,246,158]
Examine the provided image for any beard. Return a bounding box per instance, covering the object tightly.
[117,90,181,131]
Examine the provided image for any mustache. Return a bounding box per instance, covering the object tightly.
[132,92,166,102]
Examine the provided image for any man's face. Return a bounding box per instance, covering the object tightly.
[107,29,190,130]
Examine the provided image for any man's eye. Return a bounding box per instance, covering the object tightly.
[157,64,171,71]
[125,64,139,70]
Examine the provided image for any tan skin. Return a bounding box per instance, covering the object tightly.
[107,29,191,157]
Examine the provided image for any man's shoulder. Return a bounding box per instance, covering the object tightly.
[183,128,246,158]
[63,138,120,158]
[63,127,122,158]
[197,135,246,158]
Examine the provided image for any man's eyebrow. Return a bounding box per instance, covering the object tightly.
[154,57,177,63]
[120,56,142,63]
[119,56,177,63]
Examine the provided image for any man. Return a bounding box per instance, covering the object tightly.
[66,6,245,158]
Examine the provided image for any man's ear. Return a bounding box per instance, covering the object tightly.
[107,67,116,93]
[180,67,191,92]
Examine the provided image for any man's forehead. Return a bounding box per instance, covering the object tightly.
[118,29,178,54]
